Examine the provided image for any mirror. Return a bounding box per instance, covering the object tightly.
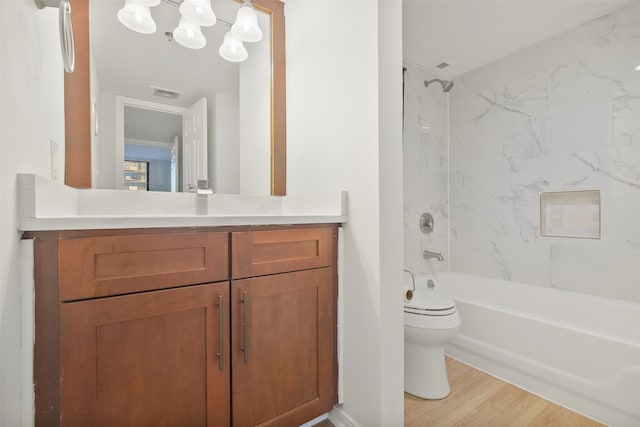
[64,0,286,195]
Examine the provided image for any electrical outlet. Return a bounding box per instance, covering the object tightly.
[50,140,59,181]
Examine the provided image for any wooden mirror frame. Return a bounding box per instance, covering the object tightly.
[65,0,286,195]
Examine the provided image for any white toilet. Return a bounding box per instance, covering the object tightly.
[404,282,461,399]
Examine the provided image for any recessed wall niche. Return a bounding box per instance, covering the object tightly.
[540,190,601,239]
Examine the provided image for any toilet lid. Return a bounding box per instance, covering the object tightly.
[404,290,456,316]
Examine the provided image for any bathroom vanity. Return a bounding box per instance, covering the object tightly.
[26,224,338,426]
[18,174,347,426]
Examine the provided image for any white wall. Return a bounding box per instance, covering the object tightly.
[286,0,403,424]
[0,1,65,425]
[98,91,116,189]
[90,52,100,187]
[402,63,450,276]
[377,1,404,423]
[449,1,640,302]
[239,11,271,195]
[212,93,240,194]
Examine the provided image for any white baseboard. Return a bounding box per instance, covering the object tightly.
[299,413,329,427]
[328,405,360,427]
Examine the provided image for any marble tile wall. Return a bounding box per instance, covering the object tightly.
[403,63,450,276]
[448,1,640,302]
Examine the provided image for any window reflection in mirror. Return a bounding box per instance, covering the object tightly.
[89,0,271,194]
[123,160,149,191]
[123,104,181,192]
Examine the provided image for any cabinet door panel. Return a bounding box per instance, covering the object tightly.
[232,268,335,427]
[58,232,229,301]
[232,228,334,279]
[60,283,230,426]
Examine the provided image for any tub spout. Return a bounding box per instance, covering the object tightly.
[423,250,444,262]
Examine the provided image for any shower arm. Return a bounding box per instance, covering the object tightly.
[424,78,454,92]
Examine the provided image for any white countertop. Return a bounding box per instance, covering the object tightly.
[18,174,347,231]
[19,214,346,231]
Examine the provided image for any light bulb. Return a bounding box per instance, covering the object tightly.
[219,31,248,62]
[179,0,216,27]
[118,0,156,34]
[173,17,206,49]
[231,0,262,42]
[636,63,640,71]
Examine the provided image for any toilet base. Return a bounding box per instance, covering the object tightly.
[404,341,450,399]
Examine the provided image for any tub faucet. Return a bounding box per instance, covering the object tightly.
[423,250,444,262]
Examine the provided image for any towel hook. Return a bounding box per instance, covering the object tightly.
[35,0,75,73]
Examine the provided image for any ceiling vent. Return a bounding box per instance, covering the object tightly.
[151,86,182,101]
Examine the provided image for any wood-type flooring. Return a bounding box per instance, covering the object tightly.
[404,357,604,427]
[313,356,604,426]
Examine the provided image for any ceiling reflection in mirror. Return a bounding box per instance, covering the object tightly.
[89,0,271,194]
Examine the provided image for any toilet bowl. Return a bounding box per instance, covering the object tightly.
[404,288,461,399]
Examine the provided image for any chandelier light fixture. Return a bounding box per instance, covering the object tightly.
[117,0,262,62]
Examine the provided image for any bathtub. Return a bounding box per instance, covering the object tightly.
[412,271,640,427]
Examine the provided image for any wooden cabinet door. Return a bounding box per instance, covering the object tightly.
[231,268,336,427]
[60,282,230,427]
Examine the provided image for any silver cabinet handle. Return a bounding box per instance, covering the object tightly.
[241,291,248,363]
[217,294,224,371]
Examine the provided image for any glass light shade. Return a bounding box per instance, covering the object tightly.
[231,2,262,42]
[179,0,216,27]
[219,31,248,62]
[117,0,156,34]
[173,17,206,49]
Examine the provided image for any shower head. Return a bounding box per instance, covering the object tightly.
[424,79,454,93]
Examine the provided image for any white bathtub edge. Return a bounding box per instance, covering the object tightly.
[447,334,640,427]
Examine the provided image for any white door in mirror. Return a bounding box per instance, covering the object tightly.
[183,98,208,192]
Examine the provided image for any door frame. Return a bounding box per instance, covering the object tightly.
[115,96,185,190]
